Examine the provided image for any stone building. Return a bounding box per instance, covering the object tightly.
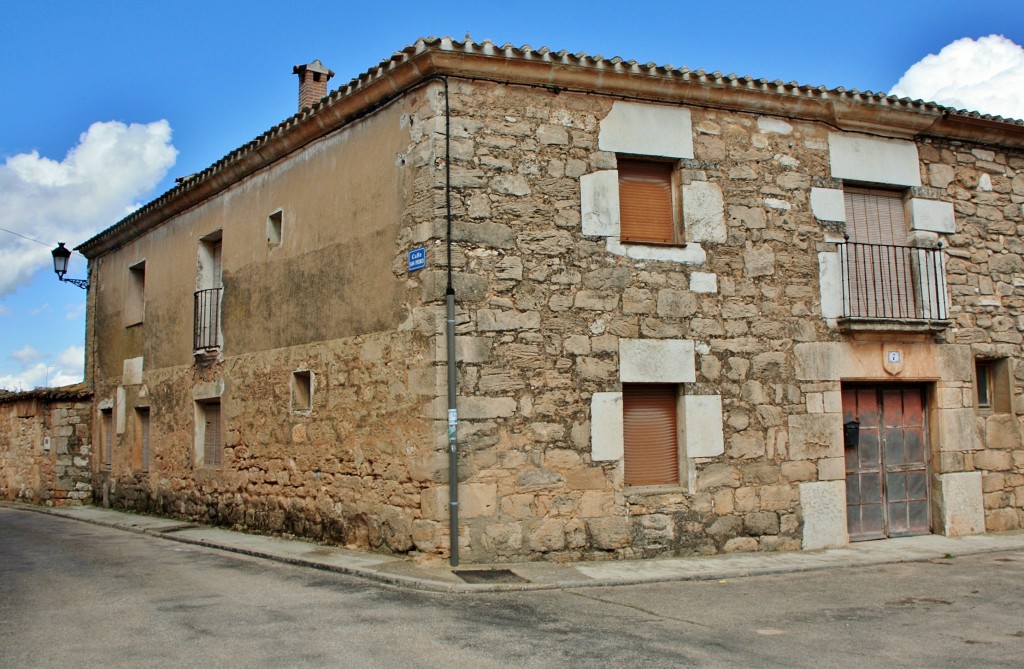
[0,385,93,506]
[73,37,1024,563]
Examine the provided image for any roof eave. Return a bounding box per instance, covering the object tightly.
[77,40,1024,258]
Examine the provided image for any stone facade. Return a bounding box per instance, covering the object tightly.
[74,38,1024,563]
[0,387,93,506]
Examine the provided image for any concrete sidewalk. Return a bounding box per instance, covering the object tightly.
[9,502,1024,593]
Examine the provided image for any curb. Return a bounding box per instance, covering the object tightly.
[6,501,1023,594]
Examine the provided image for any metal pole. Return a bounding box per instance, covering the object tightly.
[446,289,459,567]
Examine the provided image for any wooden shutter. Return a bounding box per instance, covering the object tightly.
[618,159,676,244]
[203,402,222,467]
[844,188,907,245]
[623,384,679,486]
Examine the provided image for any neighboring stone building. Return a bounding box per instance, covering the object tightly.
[0,385,93,506]
[71,37,1024,563]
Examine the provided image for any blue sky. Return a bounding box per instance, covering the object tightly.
[2,0,1023,390]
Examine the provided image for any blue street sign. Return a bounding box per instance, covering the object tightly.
[408,247,426,272]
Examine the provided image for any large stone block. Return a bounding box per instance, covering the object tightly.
[683,181,726,243]
[934,472,985,536]
[587,517,633,550]
[935,408,979,452]
[580,171,620,237]
[685,395,724,458]
[984,414,1022,450]
[795,342,845,381]
[788,413,842,460]
[909,198,955,233]
[620,338,696,383]
[810,188,846,222]
[800,480,847,549]
[599,101,694,159]
[828,133,921,186]
[477,309,541,331]
[591,392,624,462]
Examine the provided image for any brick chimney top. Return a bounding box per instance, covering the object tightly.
[292,59,335,111]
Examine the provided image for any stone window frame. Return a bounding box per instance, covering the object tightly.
[591,338,724,494]
[815,132,956,323]
[580,100,723,265]
[974,357,1013,415]
[193,380,224,470]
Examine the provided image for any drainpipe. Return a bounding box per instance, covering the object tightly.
[432,75,460,567]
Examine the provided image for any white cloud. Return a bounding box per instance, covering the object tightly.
[0,344,83,391]
[10,345,42,364]
[0,305,9,316]
[0,120,177,296]
[890,35,1024,121]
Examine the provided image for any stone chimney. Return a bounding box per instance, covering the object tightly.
[292,59,335,111]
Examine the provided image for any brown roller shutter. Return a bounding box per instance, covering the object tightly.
[623,384,679,486]
[203,402,222,467]
[618,159,676,244]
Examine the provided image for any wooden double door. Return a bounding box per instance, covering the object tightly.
[842,385,931,541]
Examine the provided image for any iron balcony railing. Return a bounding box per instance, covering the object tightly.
[838,241,948,321]
[194,287,222,350]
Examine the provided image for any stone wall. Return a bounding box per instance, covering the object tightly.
[930,138,1024,532]
[0,387,93,506]
[83,75,1024,564]
[402,79,1024,561]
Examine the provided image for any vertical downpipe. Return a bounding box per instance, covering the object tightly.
[438,76,460,567]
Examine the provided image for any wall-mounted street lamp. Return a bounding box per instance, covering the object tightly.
[51,242,88,289]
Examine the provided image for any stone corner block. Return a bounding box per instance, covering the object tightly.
[685,395,724,458]
[620,339,695,383]
[934,471,985,537]
[810,188,846,223]
[799,480,848,549]
[591,392,624,461]
[909,198,955,234]
[580,170,620,237]
[683,181,726,244]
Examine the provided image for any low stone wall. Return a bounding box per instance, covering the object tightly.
[0,386,93,506]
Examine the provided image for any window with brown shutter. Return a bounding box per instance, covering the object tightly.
[623,384,680,486]
[197,400,222,468]
[618,158,677,245]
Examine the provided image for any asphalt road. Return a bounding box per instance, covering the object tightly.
[2,506,1022,668]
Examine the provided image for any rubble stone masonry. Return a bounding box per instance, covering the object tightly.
[84,74,1024,563]
[0,389,93,506]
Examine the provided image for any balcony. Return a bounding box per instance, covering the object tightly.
[837,241,950,333]
[194,287,222,351]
